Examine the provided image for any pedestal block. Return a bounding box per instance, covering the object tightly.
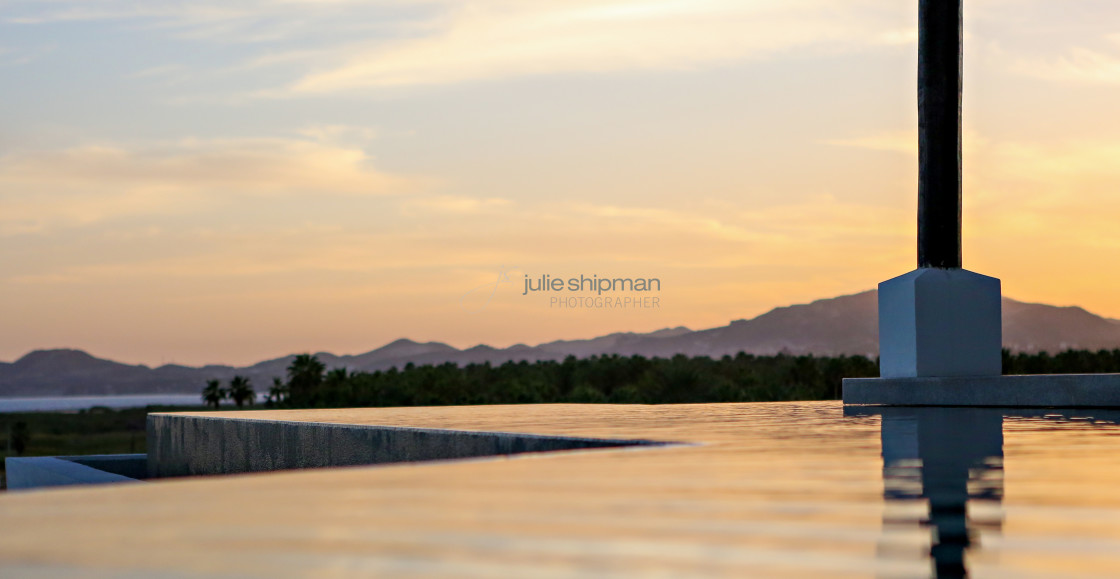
[879,267,1001,378]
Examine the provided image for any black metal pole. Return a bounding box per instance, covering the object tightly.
[918,0,963,269]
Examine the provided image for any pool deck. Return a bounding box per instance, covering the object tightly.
[3,402,1120,577]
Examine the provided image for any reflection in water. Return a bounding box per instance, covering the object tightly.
[879,408,1004,578]
[845,406,1120,578]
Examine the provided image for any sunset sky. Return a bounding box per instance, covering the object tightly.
[4,0,1120,366]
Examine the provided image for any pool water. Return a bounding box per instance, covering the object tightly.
[4,401,1120,578]
[849,406,1120,578]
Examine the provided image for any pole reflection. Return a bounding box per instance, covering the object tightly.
[844,406,1120,578]
[878,407,1004,578]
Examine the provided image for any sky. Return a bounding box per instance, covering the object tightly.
[3,0,1120,366]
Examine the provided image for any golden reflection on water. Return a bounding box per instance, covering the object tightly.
[849,406,1120,578]
[7,402,1120,577]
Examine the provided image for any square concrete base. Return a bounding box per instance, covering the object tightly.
[844,374,1120,407]
[878,268,1002,378]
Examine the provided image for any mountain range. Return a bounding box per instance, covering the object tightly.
[4,290,1120,396]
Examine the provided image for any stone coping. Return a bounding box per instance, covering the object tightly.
[844,373,1120,407]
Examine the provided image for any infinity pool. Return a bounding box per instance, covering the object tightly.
[3,402,1120,577]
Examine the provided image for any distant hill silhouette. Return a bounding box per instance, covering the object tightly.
[4,290,1120,396]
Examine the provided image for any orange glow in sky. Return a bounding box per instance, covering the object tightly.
[3,0,1120,365]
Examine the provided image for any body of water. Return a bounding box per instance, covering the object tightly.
[0,394,262,413]
[6,400,1120,575]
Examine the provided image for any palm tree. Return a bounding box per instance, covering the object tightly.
[287,354,325,407]
[325,367,349,385]
[228,375,255,409]
[323,368,351,405]
[202,379,226,409]
[266,376,288,406]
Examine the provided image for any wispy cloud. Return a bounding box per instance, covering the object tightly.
[1011,44,1120,85]
[404,195,512,214]
[823,132,917,155]
[2,0,401,47]
[4,1,249,26]
[285,0,912,93]
[5,0,917,95]
[128,63,188,78]
[0,43,55,66]
[0,137,416,233]
[295,124,378,145]
[571,195,911,268]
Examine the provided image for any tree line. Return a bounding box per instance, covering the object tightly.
[206,351,877,409]
[1001,348,1120,375]
[203,348,1120,410]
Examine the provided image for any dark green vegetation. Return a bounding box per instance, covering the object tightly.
[202,375,256,409]
[252,348,1120,409]
[224,348,1120,410]
[254,352,878,408]
[1001,349,1120,375]
[0,405,204,489]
